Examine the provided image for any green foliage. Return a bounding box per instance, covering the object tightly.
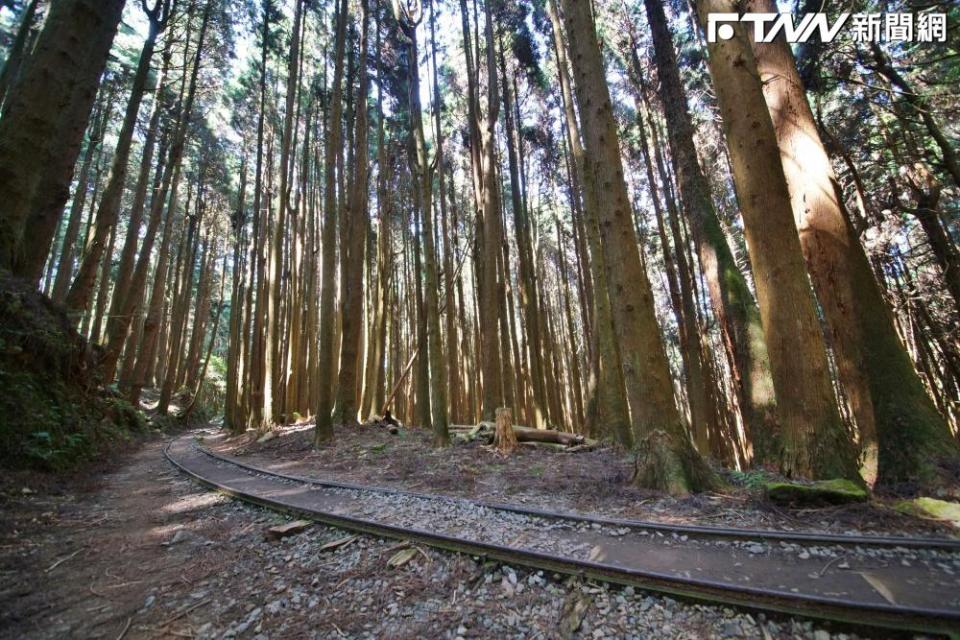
[187,354,227,421]
[728,469,771,490]
[24,431,90,470]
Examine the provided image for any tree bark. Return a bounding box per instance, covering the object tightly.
[50,98,110,303]
[641,0,778,464]
[102,2,210,386]
[0,0,126,282]
[747,0,957,487]
[547,0,631,447]
[334,0,370,427]
[0,0,42,111]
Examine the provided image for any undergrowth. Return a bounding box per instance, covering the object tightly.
[0,270,146,470]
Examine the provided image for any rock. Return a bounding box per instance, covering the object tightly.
[140,594,156,612]
[165,530,195,546]
[257,431,277,444]
[558,592,592,640]
[764,479,868,506]
[236,607,262,634]
[720,620,741,636]
[264,519,313,541]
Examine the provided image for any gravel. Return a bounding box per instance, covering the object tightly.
[208,457,960,571]
[160,496,896,640]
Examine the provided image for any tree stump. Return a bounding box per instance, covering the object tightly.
[493,407,517,454]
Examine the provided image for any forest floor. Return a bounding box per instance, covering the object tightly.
[0,425,953,640]
[210,422,958,538]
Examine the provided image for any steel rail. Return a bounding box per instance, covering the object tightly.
[194,443,960,552]
[166,442,960,635]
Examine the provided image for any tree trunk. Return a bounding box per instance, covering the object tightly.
[334,0,370,427]
[693,0,859,482]
[50,99,110,303]
[559,0,715,494]
[499,39,547,430]
[0,0,42,110]
[266,0,304,426]
[493,407,517,454]
[314,0,349,444]
[641,0,778,464]
[103,3,210,387]
[0,0,125,282]
[747,0,957,487]
[105,43,171,386]
[547,0,631,447]
[65,2,170,314]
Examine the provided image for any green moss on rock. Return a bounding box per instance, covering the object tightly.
[764,478,868,506]
[894,497,960,526]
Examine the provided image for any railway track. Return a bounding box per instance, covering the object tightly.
[165,435,960,635]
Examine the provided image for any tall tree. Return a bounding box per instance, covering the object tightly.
[746,0,957,486]
[314,0,349,444]
[546,0,631,447]
[0,0,126,282]
[640,0,778,463]
[476,0,504,422]
[693,0,860,481]
[558,0,715,494]
[65,0,173,315]
[334,0,371,427]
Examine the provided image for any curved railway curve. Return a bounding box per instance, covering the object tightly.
[165,435,960,635]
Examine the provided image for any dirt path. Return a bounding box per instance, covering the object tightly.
[1,435,246,638]
[0,433,910,639]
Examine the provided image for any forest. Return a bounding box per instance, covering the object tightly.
[1,0,959,638]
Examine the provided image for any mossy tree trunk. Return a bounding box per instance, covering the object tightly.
[641,0,780,464]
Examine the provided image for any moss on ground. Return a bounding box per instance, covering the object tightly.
[0,270,145,470]
[763,478,868,506]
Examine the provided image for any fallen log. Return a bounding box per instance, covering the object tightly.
[451,423,586,447]
[512,426,585,447]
